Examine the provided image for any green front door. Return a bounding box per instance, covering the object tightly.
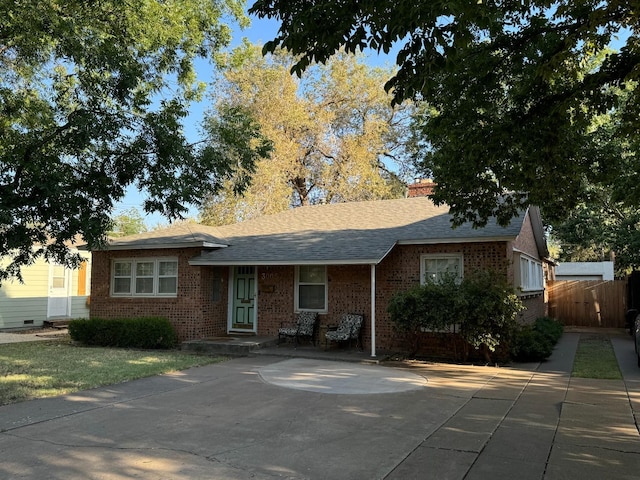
[231,266,256,331]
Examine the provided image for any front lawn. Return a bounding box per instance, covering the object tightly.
[0,336,225,405]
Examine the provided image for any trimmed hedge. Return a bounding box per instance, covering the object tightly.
[511,317,564,362]
[68,317,178,349]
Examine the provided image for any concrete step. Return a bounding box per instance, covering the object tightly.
[43,319,71,329]
[181,336,279,356]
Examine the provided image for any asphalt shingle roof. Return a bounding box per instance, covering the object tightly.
[105,222,228,250]
[183,197,525,265]
[104,197,528,264]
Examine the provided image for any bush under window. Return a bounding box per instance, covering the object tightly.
[68,317,178,349]
[388,270,524,362]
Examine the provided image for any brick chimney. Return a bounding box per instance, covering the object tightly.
[407,179,436,197]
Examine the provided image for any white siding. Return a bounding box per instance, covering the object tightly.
[555,262,615,281]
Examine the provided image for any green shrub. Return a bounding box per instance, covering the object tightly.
[387,275,465,355]
[534,316,564,344]
[388,270,524,361]
[68,317,178,349]
[458,270,524,360]
[511,317,563,362]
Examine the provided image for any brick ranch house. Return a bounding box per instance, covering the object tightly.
[89,190,550,357]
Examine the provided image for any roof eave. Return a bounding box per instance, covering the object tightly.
[397,235,517,245]
[188,258,382,267]
[526,206,550,258]
[103,241,228,251]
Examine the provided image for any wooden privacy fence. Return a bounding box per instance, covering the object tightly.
[547,280,627,328]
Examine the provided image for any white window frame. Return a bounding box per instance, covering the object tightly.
[111,257,178,297]
[420,253,464,284]
[518,254,544,292]
[295,265,328,313]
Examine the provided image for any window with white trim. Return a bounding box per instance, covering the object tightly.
[420,254,463,284]
[111,258,178,297]
[518,255,544,292]
[295,265,327,312]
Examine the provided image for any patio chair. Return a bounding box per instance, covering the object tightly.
[278,311,319,346]
[324,313,364,350]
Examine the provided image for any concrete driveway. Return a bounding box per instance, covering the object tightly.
[1,332,639,479]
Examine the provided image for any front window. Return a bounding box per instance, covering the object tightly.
[421,254,463,284]
[111,258,178,297]
[296,265,327,312]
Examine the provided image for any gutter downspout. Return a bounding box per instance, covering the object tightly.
[371,264,376,358]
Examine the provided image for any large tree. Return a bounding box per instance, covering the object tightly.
[250,0,640,227]
[0,0,272,282]
[109,208,148,238]
[200,44,411,225]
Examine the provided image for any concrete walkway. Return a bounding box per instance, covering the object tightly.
[0,331,639,479]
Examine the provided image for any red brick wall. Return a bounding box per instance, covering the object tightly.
[510,210,546,324]
[256,265,372,336]
[256,266,295,335]
[90,248,228,341]
[373,242,511,352]
[519,296,546,323]
[511,211,540,258]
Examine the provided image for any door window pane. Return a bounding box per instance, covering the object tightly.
[52,265,66,288]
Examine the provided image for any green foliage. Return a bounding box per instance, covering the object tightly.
[387,276,464,354]
[251,0,640,228]
[388,271,523,360]
[534,317,564,345]
[68,317,178,349]
[551,184,640,275]
[110,208,148,237]
[511,317,564,362]
[0,0,273,283]
[200,44,412,225]
[457,271,524,356]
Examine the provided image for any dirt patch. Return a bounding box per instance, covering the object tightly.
[14,327,67,335]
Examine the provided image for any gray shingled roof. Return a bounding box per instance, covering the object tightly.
[104,222,229,250]
[183,197,527,265]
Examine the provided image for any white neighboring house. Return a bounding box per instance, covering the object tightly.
[0,247,91,329]
[555,261,615,281]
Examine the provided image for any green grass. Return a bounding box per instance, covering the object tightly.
[0,336,226,405]
[572,334,623,380]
